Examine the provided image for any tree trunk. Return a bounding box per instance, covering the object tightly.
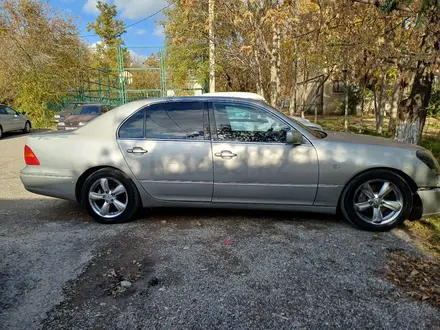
[253,46,265,98]
[375,72,386,134]
[270,25,281,107]
[208,0,215,92]
[344,70,348,132]
[289,20,298,116]
[388,82,400,135]
[395,64,433,144]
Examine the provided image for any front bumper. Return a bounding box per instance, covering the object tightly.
[418,188,440,218]
[20,172,77,201]
[56,126,79,131]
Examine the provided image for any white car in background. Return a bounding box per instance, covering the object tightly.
[202,92,324,131]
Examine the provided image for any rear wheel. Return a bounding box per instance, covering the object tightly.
[341,170,413,231]
[0,125,3,139]
[22,121,31,134]
[81,168,140,224]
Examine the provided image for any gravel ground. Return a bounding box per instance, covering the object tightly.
[0,131,439,330]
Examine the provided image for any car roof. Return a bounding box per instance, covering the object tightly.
[202,92,267,102]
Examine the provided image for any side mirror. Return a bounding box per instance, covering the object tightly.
[286,131,304,145]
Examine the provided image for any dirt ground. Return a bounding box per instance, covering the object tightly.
[1,130,439,330]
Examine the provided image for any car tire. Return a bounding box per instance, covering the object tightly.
[340,170,413,231]
[23,121,31,134]
[81,168,140,224]
[0,125,3,139]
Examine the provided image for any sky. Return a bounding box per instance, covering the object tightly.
[49,0,168,58]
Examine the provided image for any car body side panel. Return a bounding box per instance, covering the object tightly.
[20,133,145,203]
[211,142,319,205]
[311,137,438,208]
[117,139,214,202]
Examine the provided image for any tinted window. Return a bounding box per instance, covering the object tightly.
[119,110,145,139]
[213,103,291,143]
[79,105,100,115]
[5,107,16,115]
[146,102,205,140]
[0,106,6,115]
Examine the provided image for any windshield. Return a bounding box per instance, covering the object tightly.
[260,101,326,139]
[72,105,100,115]
[64,103,81,111]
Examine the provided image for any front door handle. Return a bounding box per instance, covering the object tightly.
[127,147,148,155]
[214,150,237,159]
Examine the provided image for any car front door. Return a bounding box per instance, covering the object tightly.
[4,107,23,131]
[210,101,319,205]
[118,101,213,202]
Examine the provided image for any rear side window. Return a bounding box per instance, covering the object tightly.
[145,102,205,140]
[119,110,145,139]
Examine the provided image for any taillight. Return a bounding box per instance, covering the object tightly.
[24,145,40,165]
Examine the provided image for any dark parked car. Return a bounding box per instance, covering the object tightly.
[57,103,113,131]
[53,102,91,123]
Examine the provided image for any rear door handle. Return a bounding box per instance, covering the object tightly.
[214,150,237,159]
[127,147,148,155]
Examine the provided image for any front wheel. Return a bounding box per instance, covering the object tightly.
[340,170,413,231]
[81,168,140,224]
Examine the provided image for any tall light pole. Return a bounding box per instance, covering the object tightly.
[208,0,215,92]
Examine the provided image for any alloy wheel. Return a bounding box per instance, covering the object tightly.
[353,180,403,225]
[88,177,128,219]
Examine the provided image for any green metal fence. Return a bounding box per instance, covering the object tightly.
[58,46,204,110]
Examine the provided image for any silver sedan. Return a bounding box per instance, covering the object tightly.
[0,104,31,139]
[20,97,440,231]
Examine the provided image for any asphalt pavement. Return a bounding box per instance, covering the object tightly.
[0,130,439,330]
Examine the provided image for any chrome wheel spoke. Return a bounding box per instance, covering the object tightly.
[378,182,392,198]
[100,178,110,193]
[361,183,375,199]
[89,192,105,201]
[112,184,126,196]
[100,201,110,216]
[112,199,126,212]
[372,207,383,223]
[89,177,128,219]
[382,200,402,212]
[355,201,372,212]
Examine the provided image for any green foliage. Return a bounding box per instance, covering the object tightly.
[87,1,126,69]
[427,84,440,117]
[338,85,362,115]
[0,0,88,127]
[420,137,440,162]
[379,0,399,12]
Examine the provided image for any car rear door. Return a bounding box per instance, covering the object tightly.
[4,106,23,131]
[209,101,319,205]
[0,106,10,131]
[118,101,214,202]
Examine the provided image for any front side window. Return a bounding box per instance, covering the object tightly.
[145,102,205,140]
[5,107,17,115]
[119,109,145,139]
[213,103,291,143]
